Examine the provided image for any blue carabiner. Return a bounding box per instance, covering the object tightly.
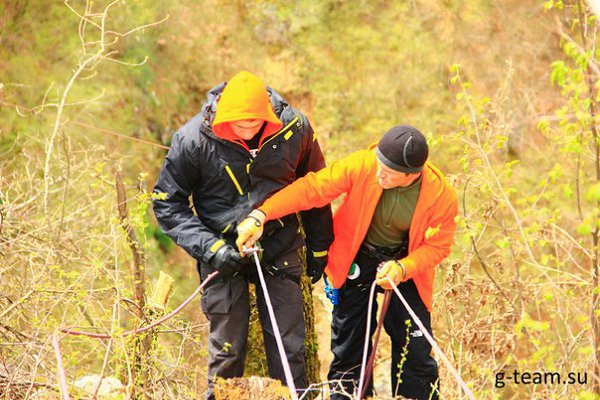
[324,277,339,306]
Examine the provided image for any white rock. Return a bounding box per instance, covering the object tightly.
[73,375,125,397]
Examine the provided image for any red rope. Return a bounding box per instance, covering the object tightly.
[360,290,392,399]
[0,100,169,150]
[60,271,219,339]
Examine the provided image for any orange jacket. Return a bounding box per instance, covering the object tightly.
[259,145,458,311]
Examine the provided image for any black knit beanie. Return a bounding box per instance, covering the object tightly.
[375,125,429,173]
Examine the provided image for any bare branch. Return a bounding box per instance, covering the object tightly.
[0,289,35,320]
[106,14,170,38]
[106,55,149,67]
[553,15,600,76]
[76,70,98,81]
[64,0,102,32]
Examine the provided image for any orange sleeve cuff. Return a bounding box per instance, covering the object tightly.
[399,257,418,281]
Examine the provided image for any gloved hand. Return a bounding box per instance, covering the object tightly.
[306,250,328,284]
[236,209,266,253]
[209,244,248,276]
[375,260,406,290]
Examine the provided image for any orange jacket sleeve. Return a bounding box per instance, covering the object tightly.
[401,188,458,279]
[259,152,362,220]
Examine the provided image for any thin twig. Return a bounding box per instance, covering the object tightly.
[462,175,510,303]
[105,14,170,38]
[0,289,35,320]
[56,132,72,241]
[457,72,538,266]
[105,55,149,67]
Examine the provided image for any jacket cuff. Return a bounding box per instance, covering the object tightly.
[399,257,418,280]
[203,239,226,263]
[311,249,328,258]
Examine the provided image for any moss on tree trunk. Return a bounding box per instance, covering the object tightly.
[300,265,322,391]
[244,248,321,391]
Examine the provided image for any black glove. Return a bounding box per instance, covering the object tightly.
[306,251,328,284]
[209,245,248,276]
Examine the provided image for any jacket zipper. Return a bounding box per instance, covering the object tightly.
[258,116,299,152]
[219,116,300,197]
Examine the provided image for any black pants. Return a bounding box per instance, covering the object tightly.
[199,249,307,400]
[328,246,439,400]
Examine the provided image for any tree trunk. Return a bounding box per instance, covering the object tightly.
[116,168,151,399]
[300,265,321,389]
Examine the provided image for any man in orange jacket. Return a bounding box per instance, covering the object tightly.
[237,126,458,399]
[153,71,333,399]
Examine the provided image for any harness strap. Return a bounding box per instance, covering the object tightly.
[361,241,407,263]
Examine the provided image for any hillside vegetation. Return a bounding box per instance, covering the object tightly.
[1,1,599,399]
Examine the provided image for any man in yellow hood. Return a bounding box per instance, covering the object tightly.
[212,71,284,146]
[153,71,333,399]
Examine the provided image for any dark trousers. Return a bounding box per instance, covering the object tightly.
[199,250,307,400]
[328,247,439,400]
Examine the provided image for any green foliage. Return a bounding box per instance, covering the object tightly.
[514,313,550,339]
[544,0,565,10]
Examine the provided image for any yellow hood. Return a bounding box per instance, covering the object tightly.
[212,71,283,144]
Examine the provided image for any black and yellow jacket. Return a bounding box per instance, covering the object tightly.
[153,71,333,265]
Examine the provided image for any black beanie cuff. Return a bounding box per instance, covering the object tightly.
[376,147,423,174]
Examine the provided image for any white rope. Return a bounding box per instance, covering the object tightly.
[356,281,378,398]
[251,250,299,400]
[386,276,475,400]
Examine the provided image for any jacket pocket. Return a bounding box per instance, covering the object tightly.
[201,279,233,315]
[269,248,304,279]
[253,147,297,184]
